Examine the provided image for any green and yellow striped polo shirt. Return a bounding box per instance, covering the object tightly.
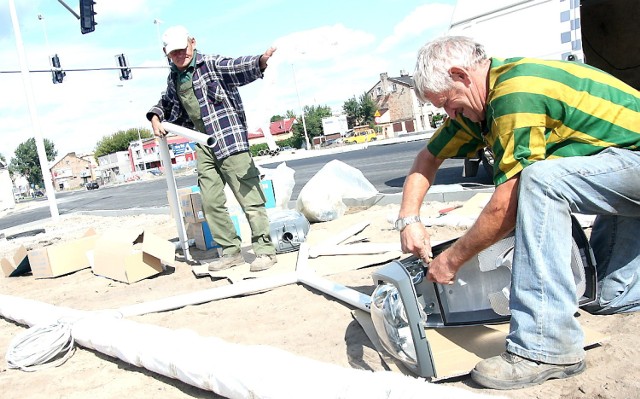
[427,57,640,185]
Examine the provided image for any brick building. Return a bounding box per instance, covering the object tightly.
[50,152,95,190]
[367,71,441,138]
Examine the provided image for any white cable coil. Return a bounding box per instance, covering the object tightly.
[6,321,75,371]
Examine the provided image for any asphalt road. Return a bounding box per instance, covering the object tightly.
[0,140,493,231]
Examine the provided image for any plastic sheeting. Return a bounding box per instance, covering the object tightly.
[296,160,378,222]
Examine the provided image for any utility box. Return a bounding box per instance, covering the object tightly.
[268,209,310,253]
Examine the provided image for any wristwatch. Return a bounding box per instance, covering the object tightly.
[394,215,421,232]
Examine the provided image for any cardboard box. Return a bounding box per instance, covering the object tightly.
[168,187,197,220]
[1,245,30,277]
[261,179,276,208]
[92,229,176,284]
[187,217,240,251]
[27,229,98,279]
[180,192,206,223]
[187,222,218,251]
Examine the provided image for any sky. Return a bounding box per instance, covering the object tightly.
[0,0,457,161]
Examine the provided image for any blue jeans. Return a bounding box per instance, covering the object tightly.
[507,148,640,364]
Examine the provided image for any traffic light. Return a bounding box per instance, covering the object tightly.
[115,53,132,80]
[50,54,66,84]
[79,0,97,34]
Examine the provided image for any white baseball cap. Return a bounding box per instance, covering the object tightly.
[162,25,190,53]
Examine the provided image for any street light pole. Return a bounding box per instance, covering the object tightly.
[137,127,146,172]
[153,19,163,46]
[153,19,168,65]
[9,0,59,219]
[291,64,311,150]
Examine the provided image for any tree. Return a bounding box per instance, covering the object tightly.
[94,127,153,159]
[342,92,378,128]
[0,153,5,163]
[9,137,58,188]
[342,97,359,128]
[358,92,378,126]
[285,110,297,119]
[288,105,332,147]
[304,104,333,138]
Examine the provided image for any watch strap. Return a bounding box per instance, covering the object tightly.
[395,215,421,231]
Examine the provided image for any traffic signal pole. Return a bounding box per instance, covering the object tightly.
[8,0,59,220]
[57,0,97,34]
[56,0,81,19]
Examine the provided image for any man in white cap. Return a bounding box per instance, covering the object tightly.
[147,25,278,272]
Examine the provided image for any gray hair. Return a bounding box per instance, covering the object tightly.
[413,36,487,102]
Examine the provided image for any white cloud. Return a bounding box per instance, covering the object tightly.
[377,3,455,53]
[94,0,153,19]
[245,24,378,131]
[0,1,456,161]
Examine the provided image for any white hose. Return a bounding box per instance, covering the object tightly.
[6,321,75,371]
[0,294,497,399]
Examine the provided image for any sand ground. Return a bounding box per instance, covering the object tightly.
[1,202,638,399]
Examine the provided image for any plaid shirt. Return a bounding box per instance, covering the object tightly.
[147,52,263,160]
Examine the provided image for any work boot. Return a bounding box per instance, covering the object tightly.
[207,252,244,272]
[470,351,586,390]
[250,254,277,272]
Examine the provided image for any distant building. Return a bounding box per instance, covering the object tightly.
[128,135,196,173]
[97,150,132,183]
[248,117,296,145]
[367,71,442,138]
[50,152,94,190]
[0,159,15,211]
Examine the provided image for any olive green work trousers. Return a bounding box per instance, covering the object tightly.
[195,144,275,257]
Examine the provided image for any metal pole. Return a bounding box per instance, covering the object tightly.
[153,19,169,66]
[56,0,80,19]
[9,0,59,220]
[291,64,311,150]
[37,14,50,52]
[153,19,163,47]
[158,136,191,261]
[137,128,145,171]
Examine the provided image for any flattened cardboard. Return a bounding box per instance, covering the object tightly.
[353,309,606,381]
[92,229,176,284]
[1,245,30,277]
[27,229,98,279]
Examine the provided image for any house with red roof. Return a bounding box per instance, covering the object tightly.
[248,117,297,145]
